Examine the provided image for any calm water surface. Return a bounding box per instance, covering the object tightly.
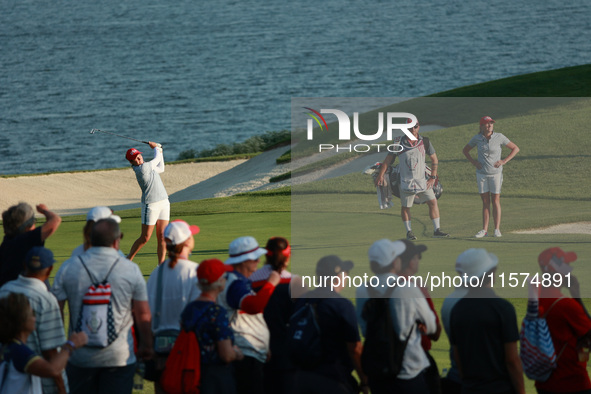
[1,0,590,174]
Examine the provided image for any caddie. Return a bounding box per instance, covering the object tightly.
[374,118,449,241]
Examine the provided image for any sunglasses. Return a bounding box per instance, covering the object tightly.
[412,124,420,129]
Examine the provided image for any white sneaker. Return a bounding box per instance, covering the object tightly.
[494,229,502,237]
[475,230,487,238]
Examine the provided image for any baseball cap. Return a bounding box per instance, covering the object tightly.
[197,259,233,285]
[86,206,121,223]
[25,246,56,272]
[455,248,498,279]
[316,255,354,277]
[480,116,495,126]
[164,220,200,246]
[538,247,576,274]
[225,236,267,265]
[368,239,406,267]
[126,148,142,161]
[398,239,428,263]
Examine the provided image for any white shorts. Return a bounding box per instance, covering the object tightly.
[141,199,170,225]
[400,188,436,208]
[477,172,503,194]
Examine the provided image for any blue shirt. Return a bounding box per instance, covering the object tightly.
[181,300,234,365]
[224,270,254,310]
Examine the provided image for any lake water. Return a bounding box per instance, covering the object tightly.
[1,0,590,175]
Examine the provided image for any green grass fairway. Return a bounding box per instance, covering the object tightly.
[41,194,291,276]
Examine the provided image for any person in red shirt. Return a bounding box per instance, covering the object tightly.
[535,247,591,394]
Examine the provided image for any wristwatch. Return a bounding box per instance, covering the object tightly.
[429,175,437,179]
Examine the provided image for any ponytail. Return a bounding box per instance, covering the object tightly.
[165,239,185,269]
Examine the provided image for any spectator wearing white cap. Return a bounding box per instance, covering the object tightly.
[463,116,520,238]
[357,239,436,393]
[70,206,123,259]
[52,207,124,316]
[0,246,69,394]
[0,202,62,287]
[217,236,281,394]
[144,220,201,391]
[449,248,525,394]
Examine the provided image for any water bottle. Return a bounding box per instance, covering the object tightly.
[133,361,145,391]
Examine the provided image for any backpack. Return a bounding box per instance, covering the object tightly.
[287,300,323,368]
[153,263,180,354]
[160,328,201,394]
[361,287,414,379]
[75,257,120,347]
[520,297,567,382]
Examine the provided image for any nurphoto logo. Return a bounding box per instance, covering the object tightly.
[304,108,418,153]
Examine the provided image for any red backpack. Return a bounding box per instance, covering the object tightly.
[160,328,201,394]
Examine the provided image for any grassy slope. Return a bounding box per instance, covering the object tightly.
[432,64,591,97]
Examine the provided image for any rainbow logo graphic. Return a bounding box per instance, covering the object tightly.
[304,107,329,131]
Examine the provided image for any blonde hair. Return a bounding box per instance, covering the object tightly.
[198,276,226,293]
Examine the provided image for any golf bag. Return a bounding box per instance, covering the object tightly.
[363,162,443,209]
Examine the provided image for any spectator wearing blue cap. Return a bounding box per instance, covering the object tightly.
[0,246,69,394]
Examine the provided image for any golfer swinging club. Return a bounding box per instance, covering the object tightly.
[126,141,170,264]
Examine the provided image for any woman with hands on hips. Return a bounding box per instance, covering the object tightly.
[463,116,519,238]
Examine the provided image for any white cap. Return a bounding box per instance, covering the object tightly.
[455,248,499,279]
[225,236,267,265]
[368,239,406,267]
[164,220,200,245]
[86,206,121,223]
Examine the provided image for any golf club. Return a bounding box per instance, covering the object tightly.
[90,129,162,147]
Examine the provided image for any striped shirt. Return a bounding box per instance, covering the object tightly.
[0,276,67,394]
[250,264,291,289]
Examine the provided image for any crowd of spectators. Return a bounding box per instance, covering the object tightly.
[1,202,589,394]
